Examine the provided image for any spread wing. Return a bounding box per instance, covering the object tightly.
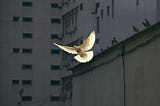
[80,31,95,51]
[53,42,77,54]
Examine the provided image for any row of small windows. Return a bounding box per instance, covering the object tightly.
[13,48,61,55]
[22,1,62,9]
[13,17,61,24]
[20,96,60,102]
[10,33,60,39]
[13,48,32,53]
[12,80,32,85]
[12,80,60,86]
[13,17,33,22]
[21,96,60,102]
[10,64,60,70]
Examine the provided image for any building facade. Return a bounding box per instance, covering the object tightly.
[61,0,160,68]
[0,0,65,106]
[70,22,160,106]
[0,0,160,106]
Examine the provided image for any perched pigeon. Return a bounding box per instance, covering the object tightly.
[53,31,95,63]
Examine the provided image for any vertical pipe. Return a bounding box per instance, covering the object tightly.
[120,44,126,106]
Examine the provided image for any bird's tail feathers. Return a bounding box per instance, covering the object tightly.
[74,51,93,63]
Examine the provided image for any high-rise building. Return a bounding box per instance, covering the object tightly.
[0,0,67,106]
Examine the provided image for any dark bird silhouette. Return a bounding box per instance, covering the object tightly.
[142,18,151,27]
[112,37,118,45]
[132,26,140,32]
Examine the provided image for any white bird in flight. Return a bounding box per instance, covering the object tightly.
[53,31,95,63]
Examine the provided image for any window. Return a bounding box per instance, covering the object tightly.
[51,18,61,23]
[12,80,19,85]
[107,6,110,16]
[22,2,33,7]
[101,9,103,19]
[80,3,83,10]
[22,64,32,69]
[51,65,60,70]
[13,48,20,53]
[21,96,32,101]
[96,2,100,8]
[63,7,79,35]
[13,17,20,21]
[22,80,32,85]
[51,34,59,39]
[51,3,58,8]
[96,38,100,44]
[22,48,32,53]
[112,0,114,18]
[51,49,60,54]
[50,80,60,86]
[23,33,33,38]
[23,17,33,22]
[136,0,139,6]
[50,96,60,101]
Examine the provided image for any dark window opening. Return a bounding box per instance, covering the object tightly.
[23,17,33,22]
[107,6,110,16]
[96,38,100,44]
[13,48,20,53]
[80,3,83,10]
[23,33,33,38]
[13,17,20,21]
[21,96,32,101]
[50,80,60,86]
[50,96,60,101]
[96,2,100,8]
[51,49,60,54]
[22,2,33,7]
[22,64,32,69]
[101,9,103,19]
[112,0,114,18]
[22,49,32,53]
[22,80,32,85]
[51,34,59,39]
[51,3,58,8]
[12,80,19,85]
[51,65,60,70]
[51,18,61,23]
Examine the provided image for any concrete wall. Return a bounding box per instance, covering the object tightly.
[61,0,158,69]
[71,23,160,106]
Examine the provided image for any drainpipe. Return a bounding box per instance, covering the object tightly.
[120,44,126,106]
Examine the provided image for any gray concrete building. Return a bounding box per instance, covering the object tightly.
[61,0,160,68]
[0,0,67,106]
[70,22,160,106]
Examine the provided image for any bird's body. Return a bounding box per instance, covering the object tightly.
[53,31,95,63]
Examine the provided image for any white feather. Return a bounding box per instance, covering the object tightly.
[74,51,93,63]
[53,30,95,63]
